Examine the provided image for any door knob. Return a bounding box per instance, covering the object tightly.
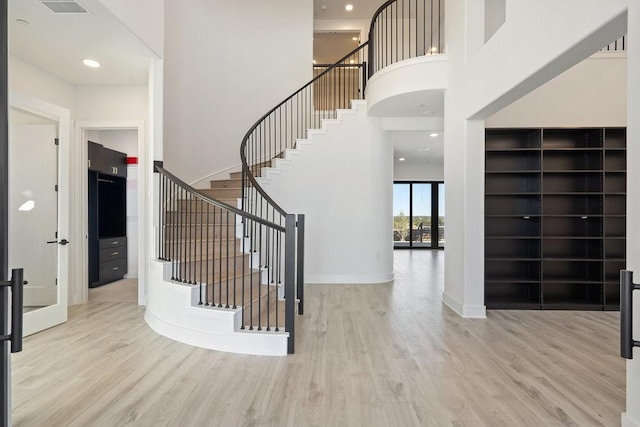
[59,239,69,246]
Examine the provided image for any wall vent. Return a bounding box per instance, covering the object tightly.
[40,1,88,14]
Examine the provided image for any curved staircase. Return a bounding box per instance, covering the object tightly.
[147,0,444,356]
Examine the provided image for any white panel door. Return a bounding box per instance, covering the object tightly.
[9,123,67,335]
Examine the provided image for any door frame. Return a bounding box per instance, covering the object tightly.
[393,180,444,249]
[9,91,71,336]
[74,120,146,306]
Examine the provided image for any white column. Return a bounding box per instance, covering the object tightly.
[623,4,640,426]
[442,0,486,317]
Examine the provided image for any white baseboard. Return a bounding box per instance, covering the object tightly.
[442,292,486,318]
[623,413,640,427]
[305,271,394,285]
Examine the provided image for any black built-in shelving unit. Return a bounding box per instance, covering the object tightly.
[485,128,626,310]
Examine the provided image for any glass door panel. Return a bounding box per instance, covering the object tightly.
[412,183,431,247]
[393,183,410,248]
[9,124,58,313]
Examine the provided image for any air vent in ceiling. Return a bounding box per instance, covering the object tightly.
[40,0,88,14]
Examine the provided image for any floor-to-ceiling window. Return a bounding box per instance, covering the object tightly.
[393,181,444,249]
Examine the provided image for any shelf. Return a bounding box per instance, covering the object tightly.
[485,129,541,150]
[486,192,541,196]
[485,127,625,310]
[485,281,541,307]
[485,301,542,310]
[486,170,541,174]
[486,151,541,171]
[486,236,540,240]
[604,128,626,149]
[543,149,602,168]
[486,148,541,152]
[542,236,603,240]
[542,128,603,149]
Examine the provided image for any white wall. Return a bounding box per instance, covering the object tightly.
[163,0,313,185]
[624,5,640,426]
[258,104,393,284]
[394,161,443,181]
[487,54,627,128]
[466,0,628,119]
[75,85,148,122]
[8,55,75,111]
[97,0,164,58]
[314,19,371,43]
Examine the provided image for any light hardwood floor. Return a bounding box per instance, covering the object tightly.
[12,251,624,426]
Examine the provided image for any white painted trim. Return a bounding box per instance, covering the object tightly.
[623,413,640,427]
[442,291,463,315]
[305,272,394,285]
[9,91,71,335]
[145,260,288,356]
[368,54,449,86]
[442,291,487,318]
[462,304,487,318]
[75,120,147,306]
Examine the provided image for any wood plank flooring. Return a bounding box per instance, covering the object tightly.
[12,251,625,426]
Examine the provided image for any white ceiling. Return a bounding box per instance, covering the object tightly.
[8,0,154,85]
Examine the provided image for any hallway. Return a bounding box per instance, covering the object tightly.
[12,251,624,426]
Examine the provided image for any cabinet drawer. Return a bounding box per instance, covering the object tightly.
[99,246,126,262]
[99,258,127,283]
[99,237,126,249]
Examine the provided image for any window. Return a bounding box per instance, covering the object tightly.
[393,181,444,249]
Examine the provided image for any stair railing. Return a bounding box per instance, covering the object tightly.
[238,44,369,324]
[239,43,369,230]
[368,0,444,77]
[155,163,300,353]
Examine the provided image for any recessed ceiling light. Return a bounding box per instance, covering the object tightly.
[345,4,354,11]
[352,37,358,41]
[429,132,439,137]
[83,59,101,68]
[417,148,431,152]
[16,18,30,26]
[399,157,405,162]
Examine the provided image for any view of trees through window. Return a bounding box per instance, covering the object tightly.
[393,182,444,248]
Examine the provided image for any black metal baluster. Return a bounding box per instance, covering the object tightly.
[233,212,237,309]
[188,193,193,283]
[172,181,178,280]
[264,226,270,331]
[438,0,441,53]
[205,201,210,306]
[225,210,230,309]
[219,206,223,307]
[177,186,183,282]
[198,198,203,295]
[297,214,305,315]
[158,173,162,260]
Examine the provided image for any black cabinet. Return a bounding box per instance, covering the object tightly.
[485,128,626,310]
[88,141,127,178]
[88,142,127,287]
